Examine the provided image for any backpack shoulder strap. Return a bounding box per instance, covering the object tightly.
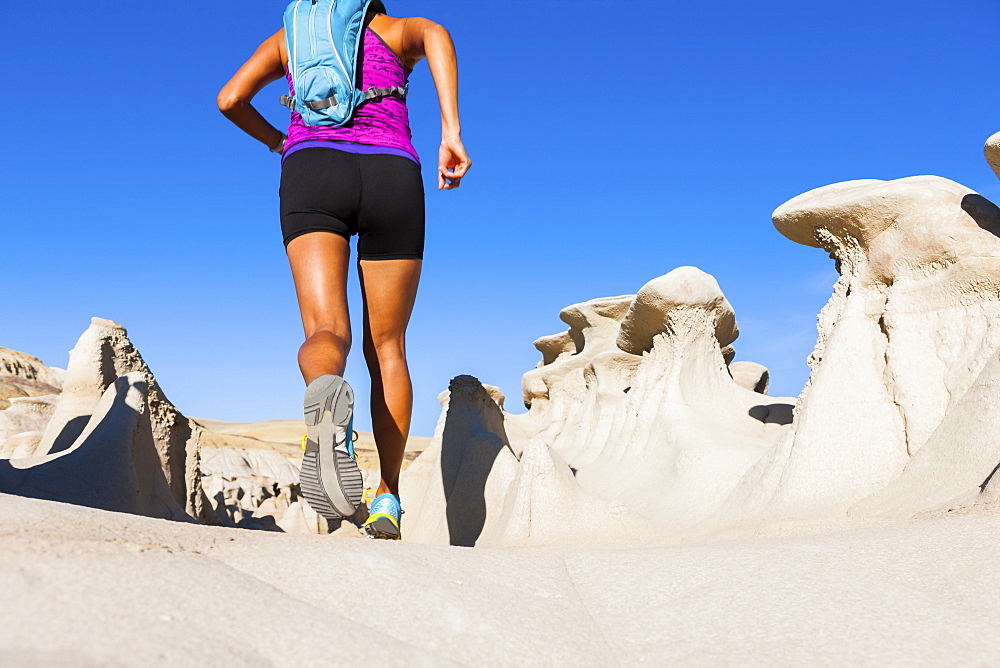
[282,0,314,100]
[280,0,392,125]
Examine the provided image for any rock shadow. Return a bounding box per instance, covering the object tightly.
[961,194,1000,237]
[748,403,794,426]
[439,375,510,547]
[47,414,90,455]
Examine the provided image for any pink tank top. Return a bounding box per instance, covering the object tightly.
[284,28,419,164]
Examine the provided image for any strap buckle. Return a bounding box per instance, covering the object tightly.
[304,95,338,111]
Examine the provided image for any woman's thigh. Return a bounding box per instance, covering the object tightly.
[359,259,422,354]
[286,232,352,339]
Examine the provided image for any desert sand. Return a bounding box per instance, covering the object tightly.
[4,133,1000,663]
[3,493,1000,664]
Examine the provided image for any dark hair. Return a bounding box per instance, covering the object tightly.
[370,0,387,13]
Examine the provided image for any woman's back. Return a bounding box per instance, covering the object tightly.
[283,26,419,163]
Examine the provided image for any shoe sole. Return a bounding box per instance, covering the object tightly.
[300,375,363,521]
[364,515,401,540]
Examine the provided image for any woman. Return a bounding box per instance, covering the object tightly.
[217,2,471,540]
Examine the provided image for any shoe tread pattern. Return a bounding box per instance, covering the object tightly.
[364,515,401,540]
[300,376,361,521]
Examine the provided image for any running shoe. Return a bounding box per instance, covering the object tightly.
[363,492,402,540]
[299,374,363,521]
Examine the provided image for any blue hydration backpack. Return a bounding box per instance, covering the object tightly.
[279,0,407,127]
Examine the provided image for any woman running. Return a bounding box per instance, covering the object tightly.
[217,1,471,540]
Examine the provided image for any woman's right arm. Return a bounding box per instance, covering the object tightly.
[217,30,287,151]
[401,19,472,190]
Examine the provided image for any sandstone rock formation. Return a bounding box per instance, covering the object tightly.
[402,375,652,548]
[751,175,1000,525]
[403,139,1000,546]
[0,373,190,520]
[0,332,348,532]
[0,318,211,519]
[198,446,366,534]
[986,130,1000,181]
[195,419,426,534]
[201,447,302,529]
[22,318,209,518]
[0,347,62,410]
[0,350,63,457]
[0,395,57,457]
[403,267,791,546]
[729,361,770,394]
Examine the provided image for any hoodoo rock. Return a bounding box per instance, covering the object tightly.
[403,145,1000,546]
[616,267,738,357]
[986,131,1000,181]
[2,319,207,521]
[0,373,189,520]
[749,176,1000,524]
[404,268,788,545]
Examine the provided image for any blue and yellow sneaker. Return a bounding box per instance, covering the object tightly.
[363,492,402,540]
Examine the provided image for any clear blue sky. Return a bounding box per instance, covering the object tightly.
[3,1,999,436]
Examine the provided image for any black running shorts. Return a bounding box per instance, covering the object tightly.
[279,147,425,260]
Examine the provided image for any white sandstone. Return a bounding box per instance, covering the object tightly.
[7,318,207,520]
[0,347,62,410]
[0,373,189,520]
[986,130,1000,181]
[729,360,770,394]
[405,268,791,545]
[0,394,58,451]
[403,158,1000,545]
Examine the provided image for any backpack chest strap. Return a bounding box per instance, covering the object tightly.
[280,93,339,111]
[280,85,407,114]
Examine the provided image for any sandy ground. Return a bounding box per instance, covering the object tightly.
[192,418,431,470]
[2,493,999,665]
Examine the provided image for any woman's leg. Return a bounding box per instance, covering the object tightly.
[359,258,422,497]
[286,232,353,384]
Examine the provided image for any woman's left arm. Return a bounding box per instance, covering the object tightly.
[217,30,287,150]
[401,18,471,190]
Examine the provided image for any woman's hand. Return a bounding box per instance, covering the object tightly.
[438,135,471,190]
